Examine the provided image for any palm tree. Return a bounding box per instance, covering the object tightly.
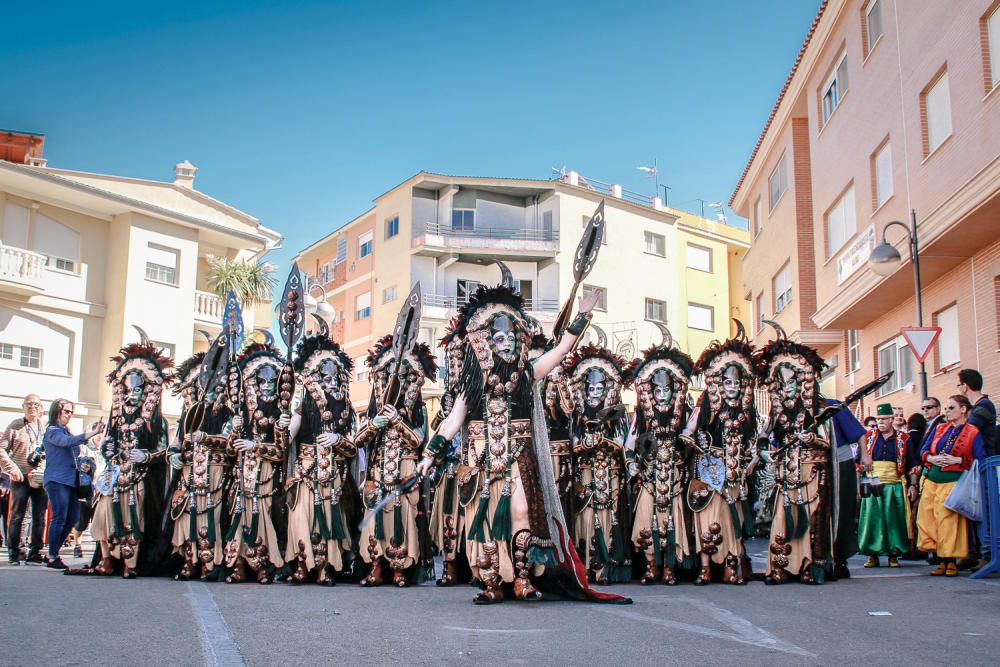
[205,257,275,306]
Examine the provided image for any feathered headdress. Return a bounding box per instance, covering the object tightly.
[754,320,827,414]
[172,351,205,397]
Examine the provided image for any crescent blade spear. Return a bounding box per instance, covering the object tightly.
[553,200,605,338]
[382,283,422,410]
[277,264,306,416]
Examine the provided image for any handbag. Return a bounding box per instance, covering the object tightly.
[944,459,983,521]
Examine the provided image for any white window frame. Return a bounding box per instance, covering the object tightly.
[19,345,42,370]
[821,52,850,125]
[935,303,960,368]
[877,336,914,395]
[385,216,400,240]
[645,298,667,323]
[755,293,765,332]
[825,185,857,258]
[383,286,397,304]
[0,343,13,360]
[153,341,176,359]
[989,6,1000,90]
[145,243,180,286]
[872,141,893,209]
[457,279,482,305]
[358,231,374,259]
[452,209,475,232]
[644,231,666,257]
[773,262,792,314]
[354,356,370,383]
[753,197,763,235]
[864,0,884,54]
[924,71,952,155]
[847,329,861,372]
[335,237,348,264]
[686,243,713,273]
[768,153,788,210]
[687,303,714,332]
[583,284,607,312]
[355,291,371,321]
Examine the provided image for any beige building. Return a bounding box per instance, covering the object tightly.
[731,0,1000,415]
[0,131,281,428]
[295,170,750,414]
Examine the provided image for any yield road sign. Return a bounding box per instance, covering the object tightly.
[900,327,941,364]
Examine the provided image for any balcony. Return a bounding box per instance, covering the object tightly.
[412,222,560,262]
[0,244,46,296]
[423,292,560,322]
[193,289,224,325]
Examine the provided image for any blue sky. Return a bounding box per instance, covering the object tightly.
[3,0,820,273]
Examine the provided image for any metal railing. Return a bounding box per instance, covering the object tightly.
[0,244,46,289]
[424,292,559,312]
[550,172,654,208]
[421,221,559,242]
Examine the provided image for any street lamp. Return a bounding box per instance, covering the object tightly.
[867,210,927,399]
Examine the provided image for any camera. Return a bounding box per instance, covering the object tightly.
[27,446,45,466]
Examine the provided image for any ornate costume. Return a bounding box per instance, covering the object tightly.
[285,333,358,585]
[566,345,632,584]
[91,341,172,578]
[224,343,289,584]
[756,332,832,584]
[627,344,695,585]
[537,335,576,532]
[356,335,436,587]
[168,350,235,580]
[690,330,757,585]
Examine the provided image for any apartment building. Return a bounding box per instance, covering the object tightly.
[731,0,1000,414]
[0,131,281,427]
[295,171,750,414]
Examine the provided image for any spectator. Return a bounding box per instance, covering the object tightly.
[68,429,101,558]
[957,369,996,455]
[917,395,986,577]
[0,394,48,565]
[892,406,906,432]
[864,416,877,430]
[905,412,928,559]
[41,399,103,570]
[920,397,945,444]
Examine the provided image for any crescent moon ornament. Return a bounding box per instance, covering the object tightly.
[591,324,608,348]
[132,325,151,347]
[493,260,514,289]
[733,318,747,342]
[761,319,787,340]
[653,321,674,349]
[311,313,330,338]
[197,329,214,344]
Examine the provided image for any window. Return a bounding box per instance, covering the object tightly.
[821,53,850,125]
[19,346,41,370]
[358,231,373,258]
[355,292,371,320]
[385,216,399,239]
[864,0,883,55]
[935,303,960,368]
[985,5,1000,90]
[687,303,714,331]
[582,215,608,244]
[753,198,763,235]
[145,244,179,285]
[768,153,787,209]
[335,237,348,264]
[686,243,713,272]
[583,284,607,311]
[825,185,857,257]
[877,337,914,395]
[0,343,12,360]
[514,279,533,303]
[872,141,893,209]
[542,211,554,238]
[355,356,370,383]
[383,286,397,304]
[644,231,666,257]
[53,258,75,272]
[457,279,481,304]
[755,293,765,332]
[35,213,80,273]
[847,329,861,372]
[452,209,475,232]
[645,298,667,323]
[773,262,792,314]
[923,71,952,155]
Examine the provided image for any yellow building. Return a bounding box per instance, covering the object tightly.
[294,170,749,413]
[0,132,281,427]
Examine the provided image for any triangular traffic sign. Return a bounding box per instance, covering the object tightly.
[900,327,941,364]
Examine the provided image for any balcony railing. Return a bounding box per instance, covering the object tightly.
[0,244,46,292]
[193,290,224,323]
[424,292,560,312]
[422,222,559,242]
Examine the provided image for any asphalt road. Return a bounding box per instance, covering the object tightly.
[1,541,998,666]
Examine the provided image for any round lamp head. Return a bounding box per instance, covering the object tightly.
[868,241,903,277]
[303,292,318,313]
[316,301,336,318]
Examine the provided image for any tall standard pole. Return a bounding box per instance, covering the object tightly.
[909,209,928,400]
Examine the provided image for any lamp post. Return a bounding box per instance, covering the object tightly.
[867,210,927,399]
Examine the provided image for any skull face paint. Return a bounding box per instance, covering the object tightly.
[257,364,279,401]
[722,365,743,406]
[318,358,343,399]
[778,364,799,403]
[490,314,519,364]
[650,369,673,410]
[585,367,608,408]
[124,371,145,407]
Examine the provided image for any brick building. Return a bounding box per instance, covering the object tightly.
[731,0,1000,416]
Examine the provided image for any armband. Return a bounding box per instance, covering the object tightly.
[425,434,450,463]
[567,312,592,336]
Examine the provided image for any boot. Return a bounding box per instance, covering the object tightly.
[660,566,677,585]
[473,541,505,605]
[887,556,900,568]
[640,556,660,584]
[225,558,247,584]
[392,570,408,588]
[694,564,711,585]
[257,567,273,584]
[864,556,880,568]
[122,565,137,580]
[929,562,947,576]
[723,555,743,585]
[291,557,308,584]
[512,530,541,601]
[360,560,383,586]
[437,560,457,586]
[175,560,194,581]
[316,565,335,586]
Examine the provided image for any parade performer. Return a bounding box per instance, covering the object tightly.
[284,327,358,585]
[756,324,833,584]
[536,335,577,530]
[688,323,757,585]
[417,284,628,604]
[627,340,695,585]
[224,340,290,584]
[167,347,235,580]
[356,333,437,587]
[858,403,914,568]
[429,317,471,586]
[566,344,632,584]
[90,335,172,578]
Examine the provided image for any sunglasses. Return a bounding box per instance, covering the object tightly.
[24,402,42,408]
[921,405,938,410]
[61,408,74,414]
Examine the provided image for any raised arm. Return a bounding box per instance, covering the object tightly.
[531,291,599,379]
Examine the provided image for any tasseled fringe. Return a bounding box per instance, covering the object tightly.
[391,503,404,547]
[442,473,456,512]
[490,492,512,542]
[794,503,810,540]
[374,507,385,540]
[314,499,332,541]
[594,525,611,565]
[741,499,755,538]
[188,504,198,542]
[206,505,216,543]
[728,501,744,540]
[243,511,259,545]
[112,501,127,538]
[652,526,663,565]
[329,504,346,542]
[468,493,490,543]
[225,509,242,542]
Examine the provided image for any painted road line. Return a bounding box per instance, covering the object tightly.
[186,581,246,667]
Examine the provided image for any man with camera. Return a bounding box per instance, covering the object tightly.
[0,394,48,565]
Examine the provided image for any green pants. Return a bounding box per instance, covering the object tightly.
[857,482,909,557]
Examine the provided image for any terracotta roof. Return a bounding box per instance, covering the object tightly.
[729,0,830,208]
